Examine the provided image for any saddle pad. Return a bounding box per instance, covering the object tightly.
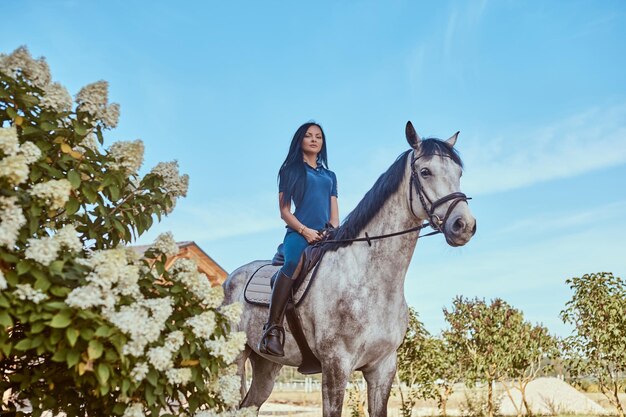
[243,262,318,307]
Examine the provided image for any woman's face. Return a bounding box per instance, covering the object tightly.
[301,125,323,156]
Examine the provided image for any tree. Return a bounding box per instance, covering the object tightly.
[443,297,520,417]
[500,322,558,417]
[0,46,252,416]
[396,308,462,417]
[561,272,626,417]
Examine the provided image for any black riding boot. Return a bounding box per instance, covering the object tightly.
[258,271,295,357]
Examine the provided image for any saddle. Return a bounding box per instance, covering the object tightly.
[243,229,334,375]
[244,243,326,306]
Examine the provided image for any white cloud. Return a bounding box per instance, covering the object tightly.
[462,103,626,195]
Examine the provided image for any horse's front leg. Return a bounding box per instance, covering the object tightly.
[321,356,352,417]
[362,353,397,417]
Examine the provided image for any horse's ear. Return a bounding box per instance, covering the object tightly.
[406,121,421,149]
[446,131,460,147]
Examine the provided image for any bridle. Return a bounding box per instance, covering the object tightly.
[408,151,471,232]
[316,150,471,247]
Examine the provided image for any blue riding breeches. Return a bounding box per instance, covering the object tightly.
[280,231,309,278]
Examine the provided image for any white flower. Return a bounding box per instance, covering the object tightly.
[205,285,225,309]
[0,46,51,89]
[152,232,178,258]
[40,82,73,112]
[0,269,7,290]
[130,362,149,382]
[219,372,241,407]
[0,154,29,184]
[76,81,108,115]
[150,160,189,198]
[165,367,192,385]
[146,345,173,371]
[25,235,60,266]
[108,140,144,174]
[205,332,247,364]
[29,179,72,210]
[170,258,222,306]
[219,302,243,325]
[13,283,48,304]
[186,310,217,340]
[102,102,120,129]
[65,284,111,309]
[110,298,173,357]
[164,330,185,352]
[0,126,19,156]
[122,402,145,417]
[75,80,120,129]
[18,141,41,164]
[0,196,26,248]
[55,224,82,253]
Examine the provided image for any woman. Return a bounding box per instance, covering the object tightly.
[258,122,339,357]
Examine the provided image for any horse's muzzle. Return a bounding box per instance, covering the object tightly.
[444,214,477,247]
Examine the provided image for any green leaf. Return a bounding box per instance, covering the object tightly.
[14,339,32,351]
[49,260,65,275]
[66,350,80,368]
[145,385,156,406]
[67,170,81,189]
[0,251,19,263]
[34,273,51,292]
[88,339,103,359]
[0,294,9,308]
[109,184,120,201]
[94,325,112,337]
[16,260,31,275]
[6,107,17,119]
[146,369,158,387]
[49,311,72,328]
[65,197,80,215]
[73,121,88,136]
[81,183,98,204]
[0,310,13,327]
[41,121,56,132]
[51,349,67,362]
[66,327,79,347]
[97,363,110,384]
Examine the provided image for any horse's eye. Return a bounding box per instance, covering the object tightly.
[420,168,431,178]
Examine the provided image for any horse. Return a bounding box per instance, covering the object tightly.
[222,121,476,416]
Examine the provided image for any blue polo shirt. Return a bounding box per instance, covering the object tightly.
[280,163,338,231]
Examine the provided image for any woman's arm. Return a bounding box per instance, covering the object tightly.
[329,196,339,228]
[278,192,321,243]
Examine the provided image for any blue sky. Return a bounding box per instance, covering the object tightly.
[4,1,625,337]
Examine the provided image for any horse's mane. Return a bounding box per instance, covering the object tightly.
[325,138,462,252]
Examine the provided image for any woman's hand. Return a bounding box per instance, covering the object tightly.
[301,227,322,244]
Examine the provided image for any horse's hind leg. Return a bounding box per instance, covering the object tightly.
[240,350,283,409]
[362,354,397,417]
[236,345,252,400]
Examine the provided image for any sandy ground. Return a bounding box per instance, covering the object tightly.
[259,378,626,416]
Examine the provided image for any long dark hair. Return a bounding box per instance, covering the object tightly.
[278,122,328,206]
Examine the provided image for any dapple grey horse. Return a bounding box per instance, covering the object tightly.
[222,122,476,416]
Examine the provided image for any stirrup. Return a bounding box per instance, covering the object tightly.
[259,324,286,356]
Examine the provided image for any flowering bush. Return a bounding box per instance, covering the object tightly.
[0,47,251,416]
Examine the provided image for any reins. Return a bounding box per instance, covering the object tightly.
[314,221,441,248]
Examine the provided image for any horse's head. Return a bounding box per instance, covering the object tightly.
[405,121,476,247]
